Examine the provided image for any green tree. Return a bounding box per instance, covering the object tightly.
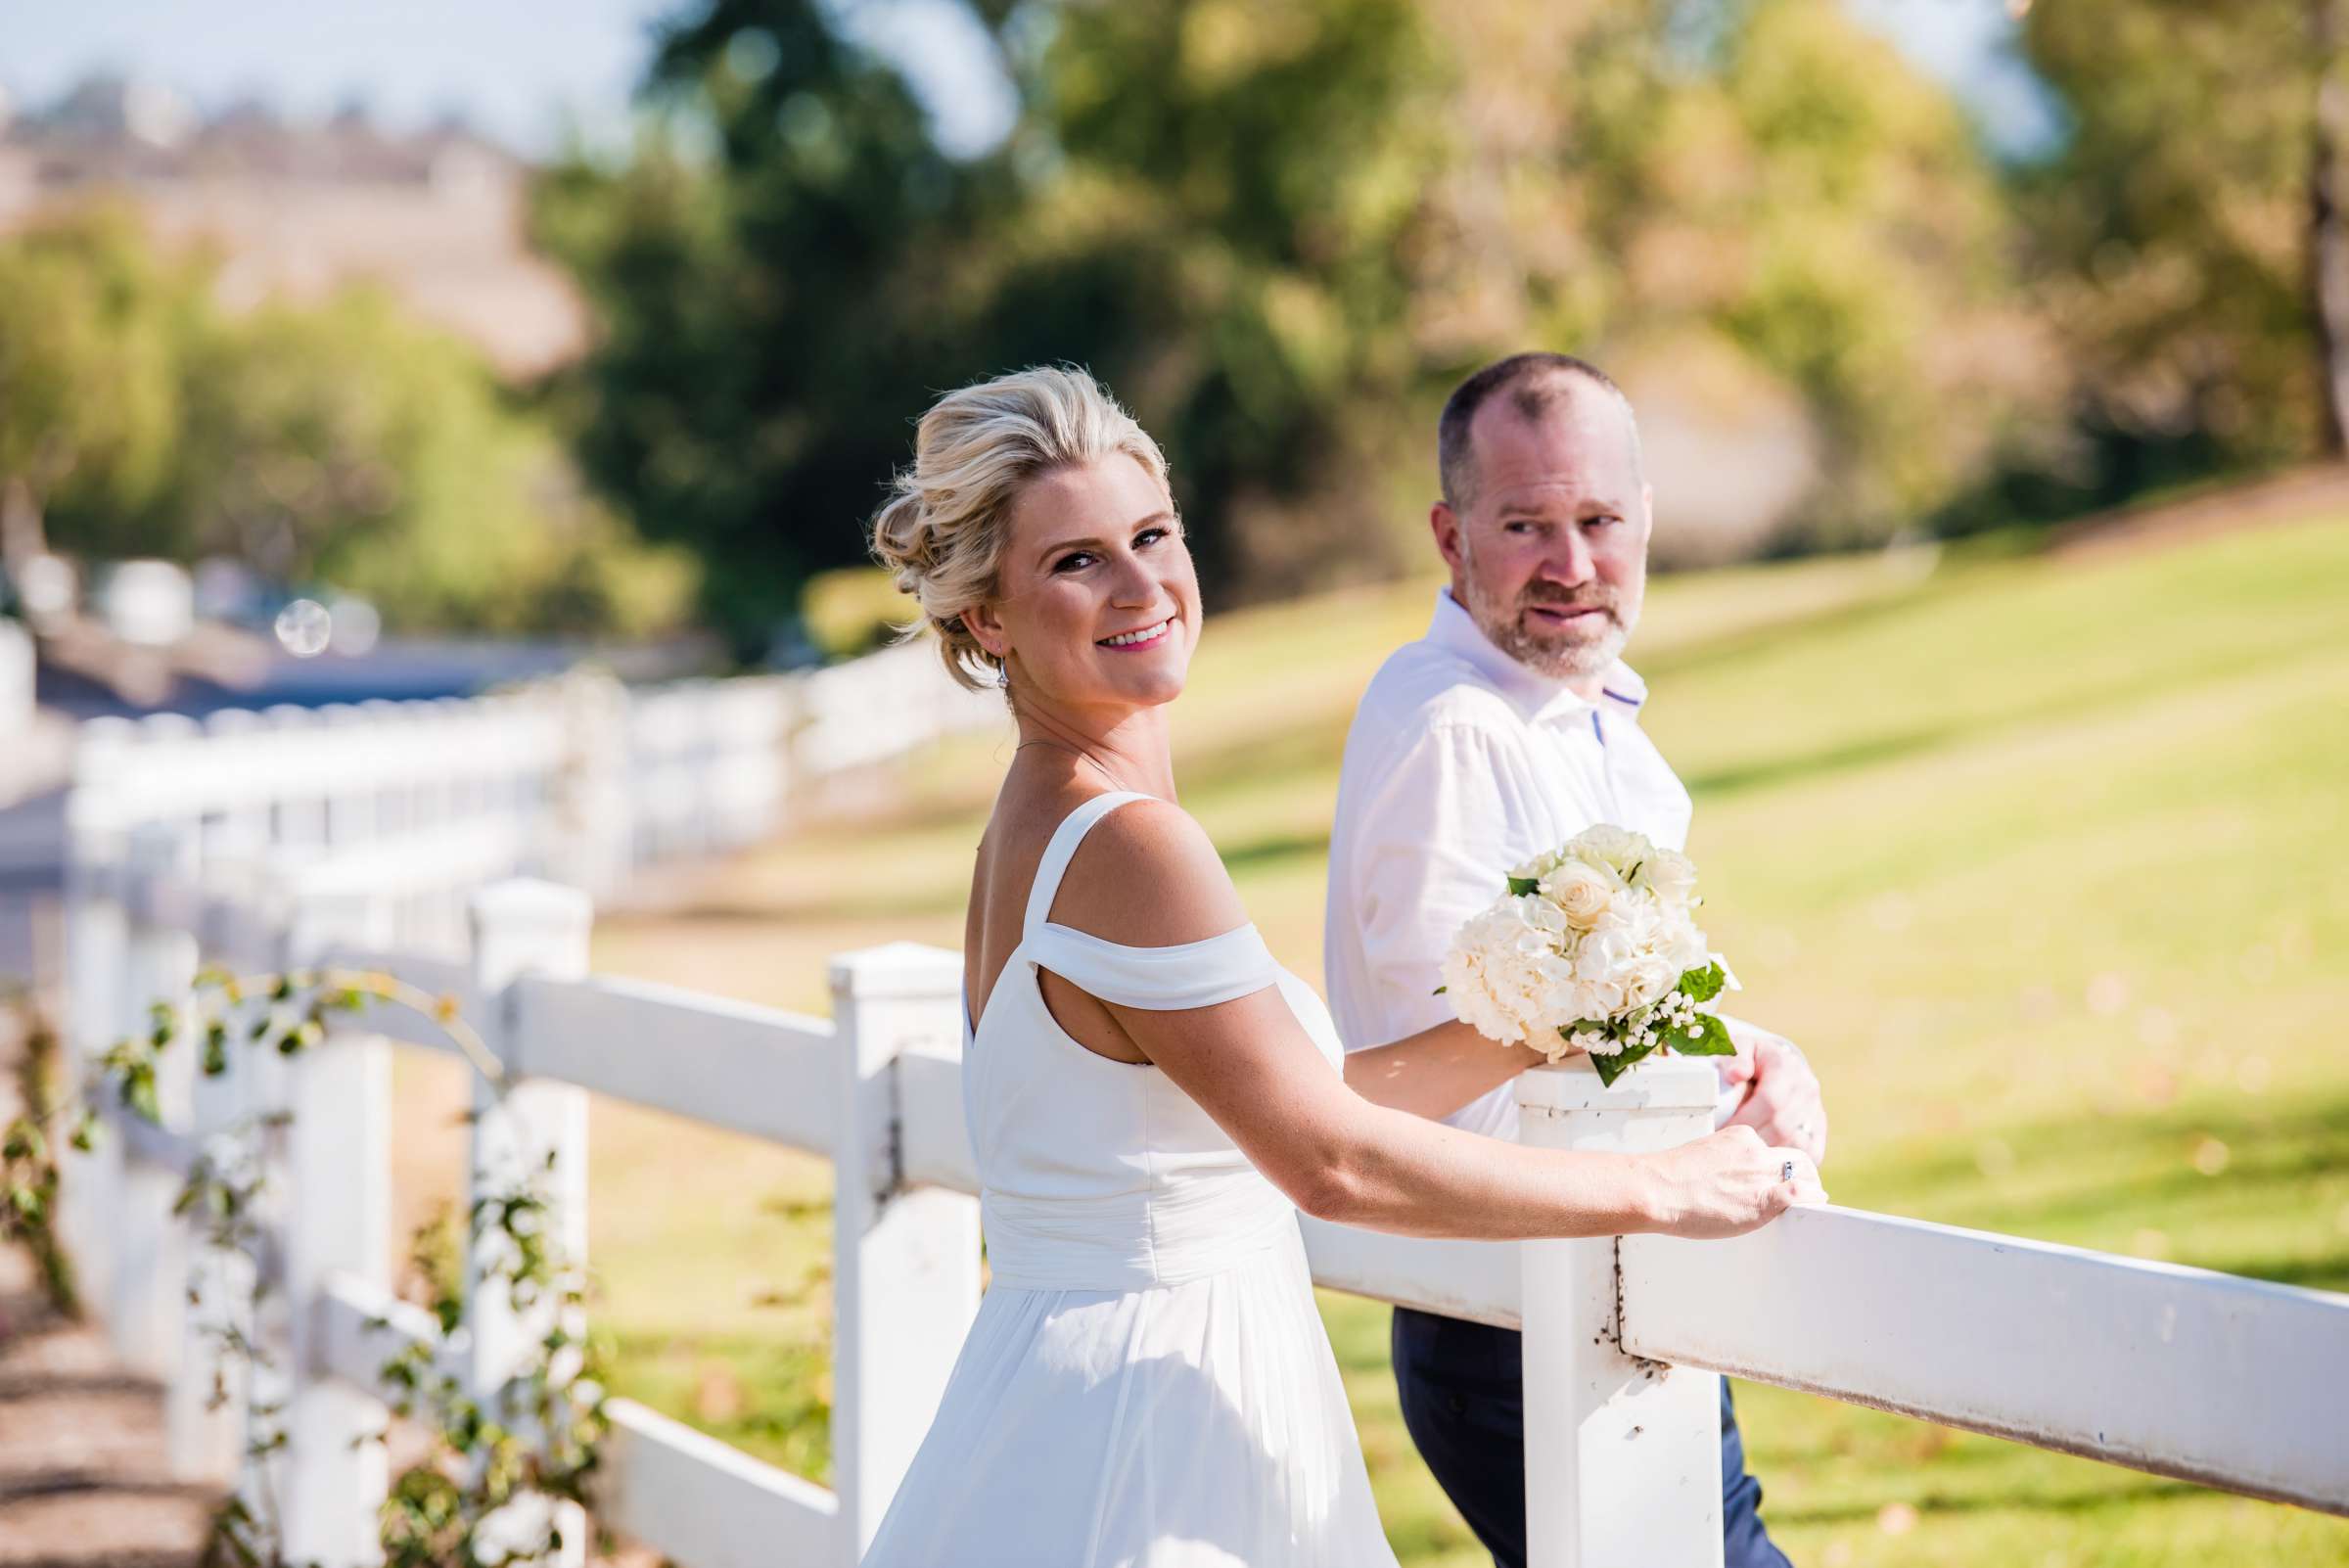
[539,0,1460,647]
[1411,0,2049,549]
[2018,1,2332,492]
[169,288,698,636]
[543,0,2038,642]
[1017,0,1451,592]
[535,0,1020,653]
[0,207,200,571]
[0,207,694,637]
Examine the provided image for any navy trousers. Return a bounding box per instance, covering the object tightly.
[1392,1307,1792,1568]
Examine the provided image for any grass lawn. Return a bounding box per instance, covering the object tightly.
[400,512,2349,1565]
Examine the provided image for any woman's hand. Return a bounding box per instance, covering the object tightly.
[1637,1124,1826,1239]
[1715,1017,1828,1167]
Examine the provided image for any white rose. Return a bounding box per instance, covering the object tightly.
[1540,859,1616,931]
[1634,848,1698,907]
[1569,823,1651,875]
[1508,848,1566,886]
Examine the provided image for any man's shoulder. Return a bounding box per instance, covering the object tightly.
[1350,637,1526,745]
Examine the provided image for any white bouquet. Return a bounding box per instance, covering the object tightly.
[1438,824,1738,1086]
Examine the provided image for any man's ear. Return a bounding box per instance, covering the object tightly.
[1432,502,1468,576]
[960,602,1009,662]
[1640,482,1656,544]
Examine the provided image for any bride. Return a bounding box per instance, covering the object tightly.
[860,366,1820,1566]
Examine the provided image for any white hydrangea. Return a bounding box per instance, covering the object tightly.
[1444,824,1721,1067]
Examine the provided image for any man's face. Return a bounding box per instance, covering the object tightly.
[1433,387,1652,686]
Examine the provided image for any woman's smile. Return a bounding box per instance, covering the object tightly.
[1097,617,1176,651]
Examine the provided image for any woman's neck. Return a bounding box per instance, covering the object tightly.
[1011,701,1177,801]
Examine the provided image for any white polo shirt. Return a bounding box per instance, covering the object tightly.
[1324,587,1694,1140]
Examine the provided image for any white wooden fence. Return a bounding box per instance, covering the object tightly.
[53,851,2349,1564]
[62,639,1005,929]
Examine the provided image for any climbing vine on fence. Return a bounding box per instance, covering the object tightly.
[0,971,609,1568]
[1,986,80,1314]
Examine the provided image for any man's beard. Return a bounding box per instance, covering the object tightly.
[1462,578,1632,680]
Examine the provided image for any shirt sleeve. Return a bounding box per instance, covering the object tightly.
[1345,718,1569,1049]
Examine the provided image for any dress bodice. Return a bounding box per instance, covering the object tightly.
[961,791,1346,1292]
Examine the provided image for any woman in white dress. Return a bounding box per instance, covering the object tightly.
[859,367,1821,1566]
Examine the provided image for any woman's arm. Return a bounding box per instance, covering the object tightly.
[1049,801,1820,1241]
[1342,1020,1541,1122]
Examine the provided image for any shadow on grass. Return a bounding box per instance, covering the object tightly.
[1835,1091,2349,1293]
[1769,1476,2206,1528]
[1682,633,2342,806]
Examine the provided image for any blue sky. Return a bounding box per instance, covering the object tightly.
[0,0,2054,161]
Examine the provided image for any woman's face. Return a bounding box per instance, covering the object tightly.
[967,455,1200,715]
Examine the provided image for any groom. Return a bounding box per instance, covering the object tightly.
[1325,352,1826,1567]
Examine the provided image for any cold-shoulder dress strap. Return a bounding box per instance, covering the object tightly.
[1022,791,1155,937]
[1023,791,1282,1011]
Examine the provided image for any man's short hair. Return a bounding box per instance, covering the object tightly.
[1437,352,1636,511]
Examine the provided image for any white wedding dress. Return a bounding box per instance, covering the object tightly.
[861,791,1397,1567]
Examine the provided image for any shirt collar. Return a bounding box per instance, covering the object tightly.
[1426,588,1648,727]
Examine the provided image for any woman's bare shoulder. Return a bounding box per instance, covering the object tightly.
[1045,795,1248,948]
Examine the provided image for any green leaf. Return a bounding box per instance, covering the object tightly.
[126,1071,161,1125]
[1677,962,1727,1004]
[1506,875,1540,897]
[1590,1040,1657,1086]
[1670,1011,1736,1058]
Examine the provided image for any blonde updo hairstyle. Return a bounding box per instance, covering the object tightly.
[870,366,1172,692]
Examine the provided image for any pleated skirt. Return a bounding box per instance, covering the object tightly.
[861,1222,1397,1567]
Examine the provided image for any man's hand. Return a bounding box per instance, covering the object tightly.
[1715,1017,1827,1167]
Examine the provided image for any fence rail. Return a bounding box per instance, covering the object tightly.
[64,640,1007,931]
[51,835,2349,1564]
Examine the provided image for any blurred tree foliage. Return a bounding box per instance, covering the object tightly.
[2014,1,2340,504]
[0,208,697,636]
[1407,0,2051,550]
[542,0,2048,648]
[533,0,1021,650]
[0,207,193,563]
[535,0,1452,648]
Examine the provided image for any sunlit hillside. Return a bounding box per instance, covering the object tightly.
[392,512,2349,1565]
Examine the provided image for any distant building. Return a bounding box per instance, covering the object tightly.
[0,76,590,381]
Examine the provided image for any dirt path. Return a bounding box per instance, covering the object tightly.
[0,1008,217,1568]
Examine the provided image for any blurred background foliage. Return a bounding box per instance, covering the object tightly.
[0,207,700,635]
[6,0,2347,653]
[531,0,2067,649]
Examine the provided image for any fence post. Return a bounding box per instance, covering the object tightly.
[275,880,395,1568]
[1516,1056,1725,1568]
[549,671,631,900]
[60,726,131,1317]
[112,822,199,1386]
[168,834,254,1486]
[468,879,593,1568]
[828,944,981,1563]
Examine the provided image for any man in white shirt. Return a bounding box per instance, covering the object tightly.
[1325,352,1826,1568]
